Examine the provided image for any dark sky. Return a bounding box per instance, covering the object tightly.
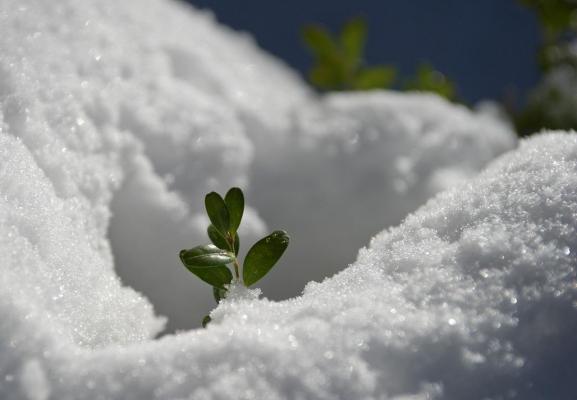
[184,0,541,105]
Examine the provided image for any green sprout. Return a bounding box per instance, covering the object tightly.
[179,187,289,328]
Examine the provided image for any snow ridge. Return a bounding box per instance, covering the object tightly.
[4,133,574,400]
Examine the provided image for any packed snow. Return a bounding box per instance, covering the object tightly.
[1,0,576,399]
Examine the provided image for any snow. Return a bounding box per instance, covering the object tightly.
[0,0,517,333]
[256,92,515,300]
[1,0,575,398]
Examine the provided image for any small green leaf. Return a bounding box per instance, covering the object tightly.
[179,245,234,267]
[302,25,339,61]
[207,224,230,251]
[182,263,233,289]
[213,286,227,303]
[205,192,230,234]
[243,230,290,286]
[179,246,234,288]
[224,187,244,234]
[234,232,240,256]
[202,315,211,328]
[340,17,366,68]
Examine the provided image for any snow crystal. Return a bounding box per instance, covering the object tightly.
[3,0,575,398]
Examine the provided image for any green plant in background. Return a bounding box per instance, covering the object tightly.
[302,17,458,100]
[179,188,289,328]
[302,17,396,91]
[519,0,577,71]
[404,63,457,101]
[515,0,577,135]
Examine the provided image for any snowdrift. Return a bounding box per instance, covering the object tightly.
[0,0,515,332]
[1,0,576,399]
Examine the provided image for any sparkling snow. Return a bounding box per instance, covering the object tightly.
[1,0,576,399]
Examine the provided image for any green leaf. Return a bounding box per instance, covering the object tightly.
[179,245,233,288]
[224,187,244,234]
[202,315,211,328]
[179,245,234,267]
[340,17,366,69]
[207,224,230,251]
[181,262,233,289]
[353,66,396,90]
[243,230,290,286]
[205,192,230,234]
[302,25,339,61]
[213,286,227,303]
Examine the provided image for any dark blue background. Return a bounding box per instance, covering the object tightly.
[184,0,541,105]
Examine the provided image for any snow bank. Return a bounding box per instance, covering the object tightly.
[0,0,516,333]
[253,92,515,299]
[4,127,577,399]
[0,0,306,334]
[9,0,575,398]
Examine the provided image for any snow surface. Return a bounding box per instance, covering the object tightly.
[3,0,576,399]
[3,128,577,399]
[0,0,516,334]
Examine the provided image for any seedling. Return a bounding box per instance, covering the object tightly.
[179,187,289,327]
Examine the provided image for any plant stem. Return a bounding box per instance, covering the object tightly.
[233,258,241,281]
[227,233,241,281]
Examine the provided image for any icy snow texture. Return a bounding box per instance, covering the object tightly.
[255,93,515,298]
[3,127,577,398]
[4,0,574,398]
[0,0,516,333]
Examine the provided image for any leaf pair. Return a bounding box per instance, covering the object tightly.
[205,187,244,238]
[182,229,290,288]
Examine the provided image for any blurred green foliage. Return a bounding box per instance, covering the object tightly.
[521,0,577,69]
[515,0,577,135]
[302,18,396,90]
[520,0,577,40]
[302,17,456,100]
[303,6,577,136]
[404,63,457,101]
